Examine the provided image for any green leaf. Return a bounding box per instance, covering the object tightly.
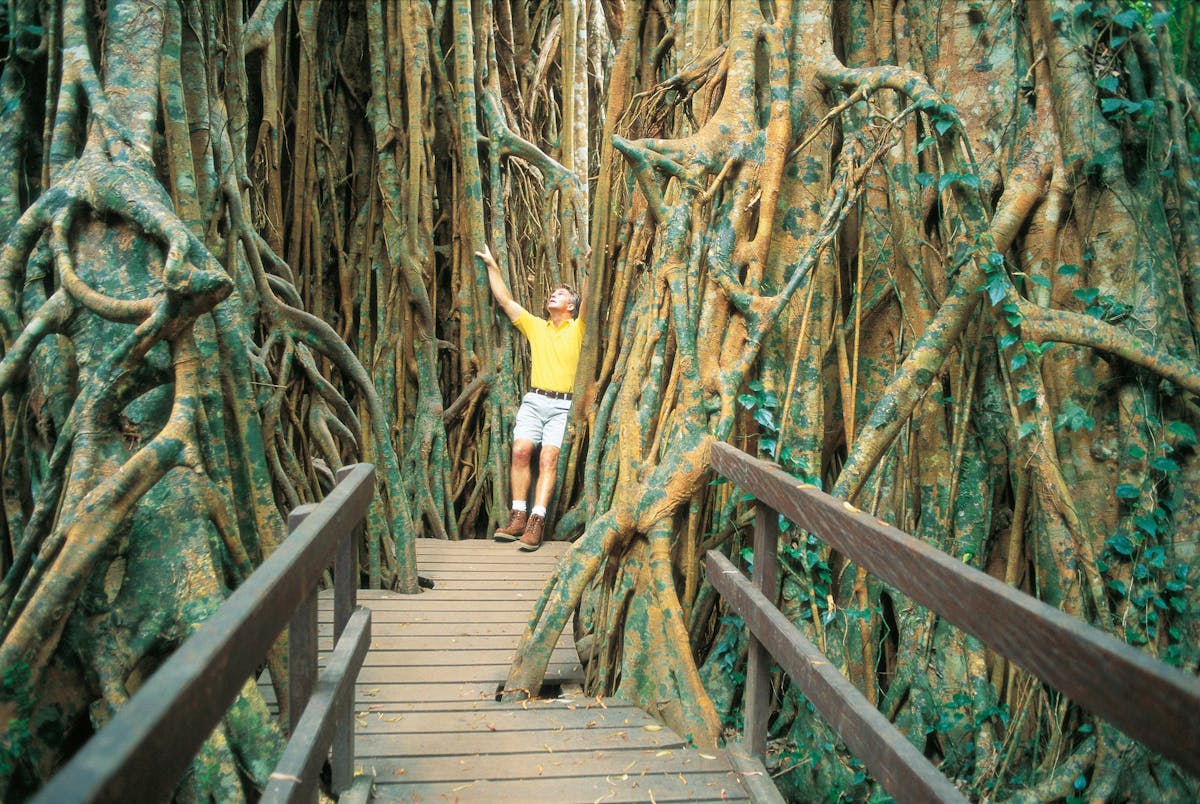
[1151,456,1179,474]
[1168,421,1198,445]
[1018,421,1036,440]
[1018,387,1037,404]
[915,171,934,188]
[1010,352,1028,370]
[737,393,756,409]
[1073,287,1100,305]
[753,407,776,430]
[987,278,1007,306]
[1112,8,1139,29]
[1133,514,1158,536]
[1057,264,1079,279]
[937,172,960,193]
[1029,274,1052,289]
[1106,533,1135,556]
[1150,11,1173,28]
[1100,97,1126,116]
[917,135,936,154]
[1115,483,1141,500]
[999,332,1019,350]
[1096,75,1119,93]
[934,116,954,136]
[1106,579,1127,596]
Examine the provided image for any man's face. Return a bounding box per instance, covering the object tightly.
[546,287,575,315]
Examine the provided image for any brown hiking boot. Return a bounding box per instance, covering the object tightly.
[494,509,528,542]
[518,514,545,551]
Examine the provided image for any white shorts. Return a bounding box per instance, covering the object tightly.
[513,392,572,448]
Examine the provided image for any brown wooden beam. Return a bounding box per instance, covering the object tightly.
[710,442,1200,777]
[707,549,968,803]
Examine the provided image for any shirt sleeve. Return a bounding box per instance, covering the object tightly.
[513,308,542,337]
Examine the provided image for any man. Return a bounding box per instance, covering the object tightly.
[476,244,584,550]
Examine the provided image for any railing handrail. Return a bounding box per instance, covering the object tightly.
[33,463,376,803]
[708,442,1200,800]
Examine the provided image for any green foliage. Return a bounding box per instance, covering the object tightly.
[0,661,33,776]
[711,615,746,729]
[738,379,819,484]
[1053,399,1095,433]
[1099,420,1194,663]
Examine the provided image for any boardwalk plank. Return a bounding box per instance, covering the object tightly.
[303,539,750,801]
[358,748,740,780]
[371,773,745,803]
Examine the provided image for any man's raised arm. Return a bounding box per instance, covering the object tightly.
[476,245,522,322]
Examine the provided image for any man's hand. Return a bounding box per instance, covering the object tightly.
[475,244,498,272]
[476,243,522,322]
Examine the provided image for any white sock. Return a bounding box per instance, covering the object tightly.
[512,500,527,512]
[531,505,547,518]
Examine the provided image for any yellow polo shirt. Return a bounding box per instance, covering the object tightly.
[514,309,583,393]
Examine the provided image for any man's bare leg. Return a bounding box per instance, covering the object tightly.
[511,438,535,502]
[519,445,559,551]
[495,438,536,540]
[532,445,560,510]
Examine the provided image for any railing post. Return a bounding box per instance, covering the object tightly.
[287,503,319,737]
[331,465,365,794]
[745,502,779,760]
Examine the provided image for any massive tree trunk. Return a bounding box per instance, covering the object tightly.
[0,0,416,796]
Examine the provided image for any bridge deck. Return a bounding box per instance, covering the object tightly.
[327,538,753,802]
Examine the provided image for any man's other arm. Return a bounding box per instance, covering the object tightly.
[476,245,523,322]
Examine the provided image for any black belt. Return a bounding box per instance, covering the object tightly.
[531,387,573,400]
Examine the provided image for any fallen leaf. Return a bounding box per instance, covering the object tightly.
[678,772,687,784]
[699,753,717,759]
[644,724,663,731]
[606,774,629,783]
[393,769,407,776]
[544,743,554,753]
[593,792,616,803]
[363,688,380,697]
[452,782,475,792]
[655,750,671,757]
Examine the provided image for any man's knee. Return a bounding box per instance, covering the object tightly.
[512,439,536,465]
[539,446,560,472]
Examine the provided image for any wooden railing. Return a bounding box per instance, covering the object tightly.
[708,442,1200,803]
[33,464,376,803]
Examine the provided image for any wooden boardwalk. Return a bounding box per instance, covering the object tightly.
[323,538,755,802]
